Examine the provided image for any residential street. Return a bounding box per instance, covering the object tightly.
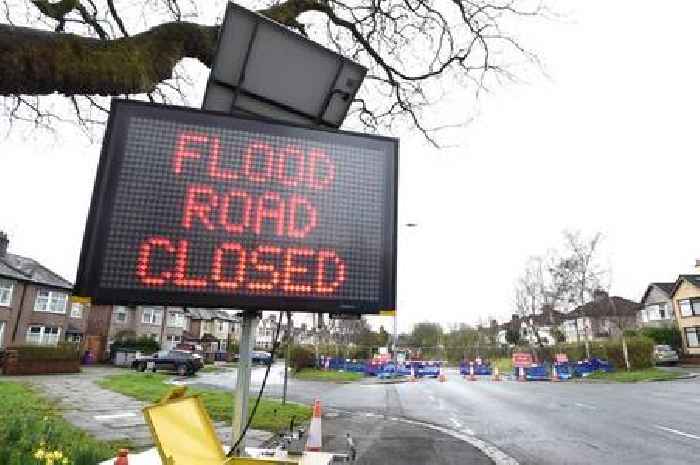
[190,365,700,465]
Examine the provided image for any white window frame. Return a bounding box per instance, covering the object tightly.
[168,311,185,328]
[678,299,699,317]
[70,302,84,319]
[34,290,68,314]
[0,279,13,307]
[685,327,700,348]
[166,335,182,349]
[66,333,82,343]
[25,326,61,345]
[142,307,163,325]
[114,306,129,323]
[0,321,5,348]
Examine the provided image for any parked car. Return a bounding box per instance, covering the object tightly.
[132,350,204,376]
[654,345,679,365]
[251,350,272,365]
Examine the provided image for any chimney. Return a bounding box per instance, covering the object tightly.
[593,289,608,301]
[0,231,8,257]
[695,259,700,273]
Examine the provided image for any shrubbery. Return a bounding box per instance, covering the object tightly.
[10,343,79,361]
[551,336,654,370]
[289,345,315,372]
[639,326,682,349]
[109,335,160,355]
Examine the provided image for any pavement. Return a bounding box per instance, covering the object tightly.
[3,366,269,449]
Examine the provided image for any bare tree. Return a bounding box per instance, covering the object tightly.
[0,0,546,143]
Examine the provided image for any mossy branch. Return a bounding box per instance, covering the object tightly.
[0,22,218,96]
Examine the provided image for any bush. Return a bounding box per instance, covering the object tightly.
[640,326,682,349]
[554,336,654,370]
[110,335,160,355]
[289,345,315,372]
[10,343,79,362]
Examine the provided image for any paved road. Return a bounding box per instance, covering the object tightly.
[191,365,700,465]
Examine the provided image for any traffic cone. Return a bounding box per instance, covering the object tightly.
[517,366,526,382]
[410,365,416,382]
[438,368,446,382]
[493,366,501,381]
[115,449,128,465]
[306,400,322,452]
[469,364,476,381]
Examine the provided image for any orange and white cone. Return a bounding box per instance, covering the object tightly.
[115,449,128,465]
[438,368,447,382]
[306,400,323,452]
[469,364,476,381]
[410,365,416,381]
[493,366,501,381]
[551,365,559,382]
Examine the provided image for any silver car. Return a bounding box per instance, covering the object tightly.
[654,345,679,365]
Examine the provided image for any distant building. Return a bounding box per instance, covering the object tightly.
[669,271,700,356]
[560,290,641,343]
[184,308,240,352]
[639,282,675,327]
[86,305,190,359]
[0,231,87,348]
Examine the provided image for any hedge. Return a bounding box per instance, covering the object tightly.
[9,343,80,362]
[289,345,315,372]
[544,336,655,370]
[109,336,160,355]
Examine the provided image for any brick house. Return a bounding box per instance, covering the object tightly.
[0,232,87,348]
[86,305,189,360]
[669,273,700,356]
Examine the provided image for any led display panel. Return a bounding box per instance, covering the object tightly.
[75,100,398,314]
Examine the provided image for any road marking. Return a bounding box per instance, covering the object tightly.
[654,425,700,440]
[398,417,519,465]
[574,402,597,410]
[94,412,137,420]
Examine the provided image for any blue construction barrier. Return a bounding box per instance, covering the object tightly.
[573,357,614,377]
[553,362,574,380]
[459,361,492,376]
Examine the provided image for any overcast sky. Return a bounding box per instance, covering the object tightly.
[2,0,700,333]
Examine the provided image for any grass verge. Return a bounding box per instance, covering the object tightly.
[0,382,126,465]
[293,368,364,382]
[586,368,681,382]
[492,357,513,374]
[97,373,311,432]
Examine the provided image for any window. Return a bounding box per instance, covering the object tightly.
[0,279,13,306]
[166,335,182,349]
[644,304,659,321]
[218,321,225,332]
[70,302,85,319]
[685,327,700,348]
[114,306,128,323]
[34,290,67,314]
[678,299,700,317]
[168,311,185,328]
[25,326,60,345]
[142,307,163,325]
[659,303,667,319]
[0,321,5,347]
[66,333,82,343]
[147,333,160,342]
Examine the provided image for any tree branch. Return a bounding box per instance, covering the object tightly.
[0,21,217,95]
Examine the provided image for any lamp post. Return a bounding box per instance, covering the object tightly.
[395,223,418,360]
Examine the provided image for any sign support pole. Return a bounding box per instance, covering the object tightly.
[231,310,260,456]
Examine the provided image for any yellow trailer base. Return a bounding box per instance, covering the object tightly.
[143,387,332,465]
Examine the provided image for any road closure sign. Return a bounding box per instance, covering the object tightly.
[75,100,398,314]
[512,352,533,368]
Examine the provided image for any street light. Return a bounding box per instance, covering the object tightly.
[394,223,419,359]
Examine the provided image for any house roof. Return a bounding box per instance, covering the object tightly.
[186,308,240,322]
[671,274,700,297]
[0,252,72,290]
[567,294,641,319]
[641,282,675,303]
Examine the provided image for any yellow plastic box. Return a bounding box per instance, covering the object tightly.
[143,387,332,465]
